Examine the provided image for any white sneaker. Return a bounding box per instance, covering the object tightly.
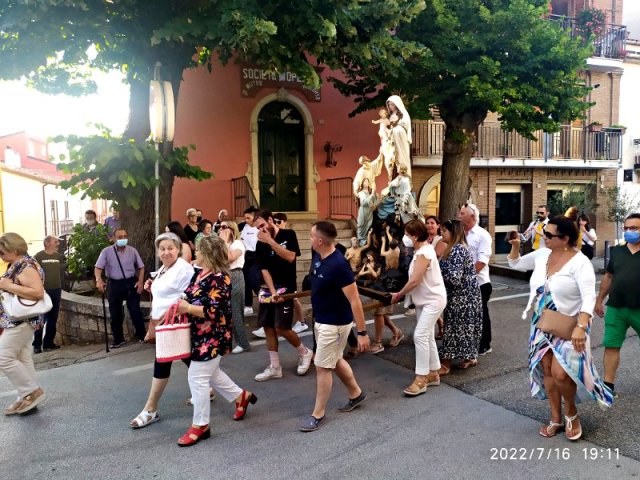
[405,308,416,316]
[232,345,245,354]
[252,327,266,338]
[255,365,283,382]
[292,321,309,334]
[244,306,254,315]
[297,348,314,376]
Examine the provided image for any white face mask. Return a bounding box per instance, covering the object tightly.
[402,234,413,248]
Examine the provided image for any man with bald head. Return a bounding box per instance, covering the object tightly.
[33,236,65,353]
[459,202,493,356]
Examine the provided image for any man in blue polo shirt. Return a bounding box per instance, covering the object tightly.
[299,221,369,432]
[595,212,640,397]
[94,228,146,348]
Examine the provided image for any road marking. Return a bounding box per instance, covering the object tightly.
[489,292,530,302]
[113,363,154,376]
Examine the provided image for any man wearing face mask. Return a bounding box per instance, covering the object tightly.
[519,205,549,250]
[595,213,640,398]
[94,228,146,348]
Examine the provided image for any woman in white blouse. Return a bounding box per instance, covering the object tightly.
[130,233,194,429]
[219,220,250,353]
[391,220,447,396]
[578,213,597,259]
[508,216,612,441]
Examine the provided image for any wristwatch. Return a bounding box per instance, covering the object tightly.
[357,330,368,336]
[576,323,587,331]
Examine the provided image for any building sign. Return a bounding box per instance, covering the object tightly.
[241,64,321,102]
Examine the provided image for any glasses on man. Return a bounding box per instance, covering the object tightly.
[623,226,640,232]
[274,219,283,225]
[536,211,546,215]
[543,229,562,240]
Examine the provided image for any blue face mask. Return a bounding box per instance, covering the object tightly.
[116,239,128,248]
[624,231,640,245]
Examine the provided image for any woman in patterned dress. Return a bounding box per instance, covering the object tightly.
[0,232,47,414]
[508,216,613,441]
[176,235,257,446]
[437,220,482,374]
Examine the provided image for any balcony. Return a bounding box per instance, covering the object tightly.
[411,121,622,163]
[549,14,627,60]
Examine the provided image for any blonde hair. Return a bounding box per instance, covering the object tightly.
[197,235,229,273]
[0,232,29,255]
[222,220,240,242]
[186,208,197,216]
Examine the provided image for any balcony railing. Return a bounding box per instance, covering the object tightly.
[549,14,627,60]
[411,121,622,162]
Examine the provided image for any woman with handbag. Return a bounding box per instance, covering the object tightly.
[0,233,48,415]
[176,235,257,447]
[130,232,194,428]
[507,216,613,441]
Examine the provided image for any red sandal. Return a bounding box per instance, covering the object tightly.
[177,425,210,447]
[233,390,257,421]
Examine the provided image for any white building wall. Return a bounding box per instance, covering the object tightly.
[1,171,47,253]
[619,40,640,205]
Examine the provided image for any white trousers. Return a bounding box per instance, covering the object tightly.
[414,304,444,375]
[188,356,242,426]
[0,323,39,397]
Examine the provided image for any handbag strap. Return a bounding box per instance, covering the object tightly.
[113,246,127,280]
[160,302,183,326]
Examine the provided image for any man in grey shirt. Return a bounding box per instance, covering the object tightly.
[94,228,145,348]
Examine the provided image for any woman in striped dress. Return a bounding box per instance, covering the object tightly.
[507,216,613,441]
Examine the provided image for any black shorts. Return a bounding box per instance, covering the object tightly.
[257,300,294,330]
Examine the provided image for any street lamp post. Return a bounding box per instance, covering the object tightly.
[149,63,175,269]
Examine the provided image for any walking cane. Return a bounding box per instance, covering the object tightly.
[101,292,110,353]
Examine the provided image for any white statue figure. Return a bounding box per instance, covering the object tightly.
[386,95,412,181]
[389,165,422,224]
[355,177,378,246]
[353,155,383,197]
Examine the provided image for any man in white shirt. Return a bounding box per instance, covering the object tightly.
[241,206,260,316]
[520,205,549,250]
[459,203,494,355]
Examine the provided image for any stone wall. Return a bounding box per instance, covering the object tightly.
[56,291,150,345]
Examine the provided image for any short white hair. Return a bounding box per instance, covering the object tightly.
[464,202,480,220]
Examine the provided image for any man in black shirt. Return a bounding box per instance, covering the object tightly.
[253,210,313,381]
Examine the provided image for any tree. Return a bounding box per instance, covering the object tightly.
[332,0,593,221]
[0,0,424,268]
[546,182,597,218]
[603,186,640,241]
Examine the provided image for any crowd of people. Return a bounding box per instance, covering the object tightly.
[1,203,639,445]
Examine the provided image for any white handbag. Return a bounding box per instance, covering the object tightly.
[155,303,192,363]
[0,290,53,321]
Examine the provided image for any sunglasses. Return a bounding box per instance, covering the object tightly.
[274,219,283,225]
[219,225,230,230]
[536,211,546,215]
[543,229,562,240]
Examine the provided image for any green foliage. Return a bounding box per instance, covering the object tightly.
[66,223,111,282]
[547,183,597,218]
[54,128,211,210]
[333,0,592,136]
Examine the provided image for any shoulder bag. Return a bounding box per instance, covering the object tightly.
[0,266,52,321]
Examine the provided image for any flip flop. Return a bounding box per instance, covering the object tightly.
[389,331,405,347]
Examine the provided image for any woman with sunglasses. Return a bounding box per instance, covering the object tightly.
[218,220,251,353]
[437,220,482,374]
[507,216,613,441]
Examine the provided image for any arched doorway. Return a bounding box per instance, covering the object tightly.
[257,101,305,211]
[418,173,441,217]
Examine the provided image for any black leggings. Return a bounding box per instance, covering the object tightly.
[153,358,191,379]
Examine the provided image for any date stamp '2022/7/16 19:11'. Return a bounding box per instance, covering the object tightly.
[490,447,621,461]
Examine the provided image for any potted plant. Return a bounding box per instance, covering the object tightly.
[588,122,603,133]
[575,7,607,40]
[607,124,627,134]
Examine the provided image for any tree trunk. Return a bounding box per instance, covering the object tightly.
[119,69,182,273]
[438,121,478,222]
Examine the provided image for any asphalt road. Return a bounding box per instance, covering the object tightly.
[1,274,639,480]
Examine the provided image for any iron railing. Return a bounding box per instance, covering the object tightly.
[549,14,627,60]
[328,177,356,219]
[231,176,259,218]
[411,121,622,162]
